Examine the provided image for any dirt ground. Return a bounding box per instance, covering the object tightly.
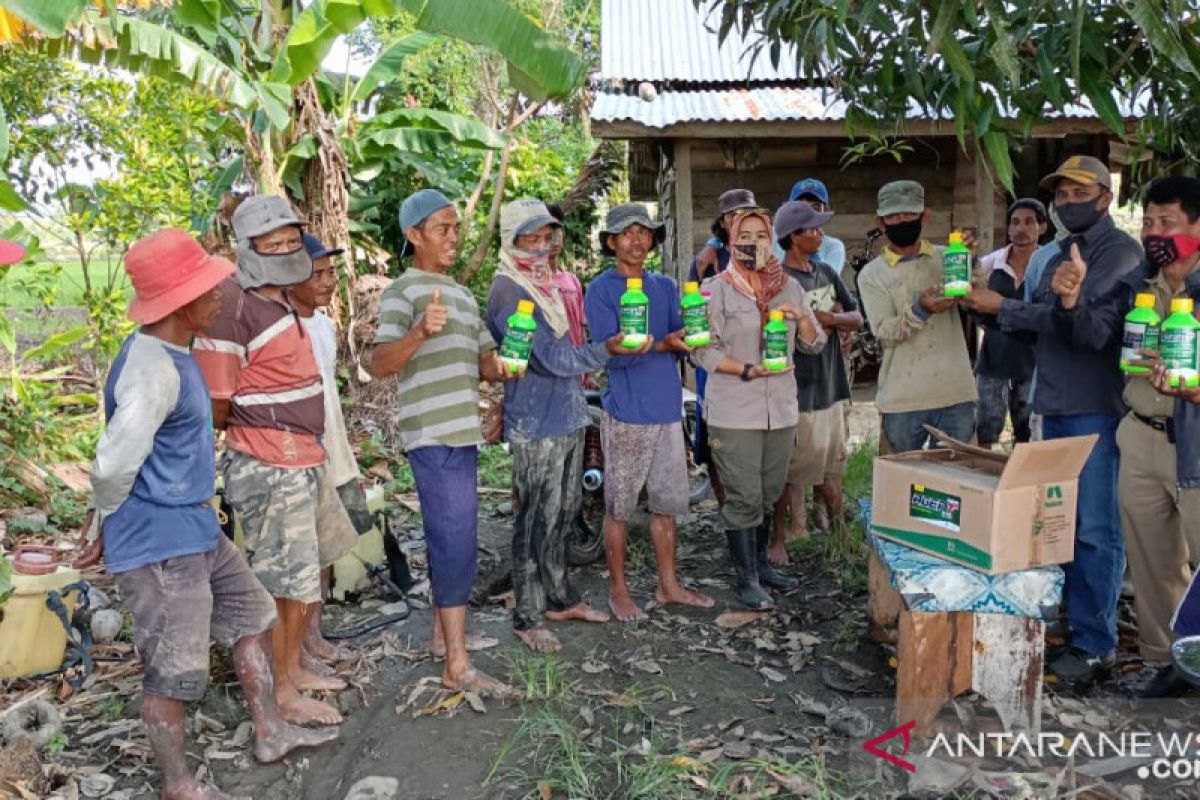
[7,392,1200,799]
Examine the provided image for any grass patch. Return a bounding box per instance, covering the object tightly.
[790,441,876,592]
[503,649,577,702]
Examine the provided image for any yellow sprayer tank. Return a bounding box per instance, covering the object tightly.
[0,555,80,679]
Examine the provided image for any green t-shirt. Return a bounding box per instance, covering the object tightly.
[373,268,496,450]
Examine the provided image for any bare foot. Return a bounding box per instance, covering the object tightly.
[162,781,232,800]
[514,626,563,653]
[276,689,343,726]
[305,634,351,663]
[254,721,339,763]
[767,541,791,567]
[429,633,501,660]
[291,667,347,693]
[443,666,519,699]
[546,601,610,624]
[301,649,335,677]
[655,584,715,609]
[608,591,645,622]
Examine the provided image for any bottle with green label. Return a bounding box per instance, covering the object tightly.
[942,231,971,298]
[680,281,710,347]
[1162,297,1200,388]
[499,299,537,373]
[1120,293,1161,374]
[762,310,789,371]
[619,277,649,349]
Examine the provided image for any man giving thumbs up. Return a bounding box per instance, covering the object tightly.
[371,189,516,698]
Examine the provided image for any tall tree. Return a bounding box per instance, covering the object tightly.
[697,0,1200,191]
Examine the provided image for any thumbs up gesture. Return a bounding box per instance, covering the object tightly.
[1051,243,1088,310]
[420,288,449,336]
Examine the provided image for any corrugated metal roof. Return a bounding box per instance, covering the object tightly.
[592,87,1142,129]
[600,0,801,83]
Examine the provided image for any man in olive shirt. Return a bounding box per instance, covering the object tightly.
[857,180,977,453]
[1120,177,1200,697]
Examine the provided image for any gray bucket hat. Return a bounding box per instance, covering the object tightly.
[232,195,305,240]
[598,203,665,256]
[718,188,758,215]
[774,200,834,243]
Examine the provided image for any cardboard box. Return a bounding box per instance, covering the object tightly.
[870,429,1097,575]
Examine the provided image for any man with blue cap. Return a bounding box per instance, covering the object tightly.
[370,189,517,697]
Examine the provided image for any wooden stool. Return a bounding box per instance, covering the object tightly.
[869,551,1045,737]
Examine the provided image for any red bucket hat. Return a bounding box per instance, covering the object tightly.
[125,229,235,325]
[0,239,26,265]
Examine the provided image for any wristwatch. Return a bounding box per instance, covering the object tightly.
[740,363,754,381]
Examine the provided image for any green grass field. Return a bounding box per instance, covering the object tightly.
[0,257,132,309]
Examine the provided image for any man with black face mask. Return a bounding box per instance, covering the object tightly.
[967,155,1144,685]
[1114,177,1200,697]
[857,180,977,453]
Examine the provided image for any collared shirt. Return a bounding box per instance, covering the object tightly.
[486,275,609,442]
[692,277,826,430]
[373,268,496,451]
[998,215,1145,417]
[195,278,326,468]
[1124,261,1200,419]
[857,240,977,414]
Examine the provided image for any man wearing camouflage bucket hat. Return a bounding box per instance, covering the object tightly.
[194,195,357,727]
[584,203,715,621]
[76,228,338,799]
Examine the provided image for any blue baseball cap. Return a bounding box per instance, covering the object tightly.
[302,232,344,261]
[788,178,831,206]
[399,189,454,256]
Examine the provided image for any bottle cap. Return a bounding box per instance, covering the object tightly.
[1134,293,1156,309]
[684,281,699,293]
[516,299,535,314]
[627,277,643,289]
[948,231,964,245]
[1171,297,1195,314]
[768,310,784,322]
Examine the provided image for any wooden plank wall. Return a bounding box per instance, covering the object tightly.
[677,137,1008,269]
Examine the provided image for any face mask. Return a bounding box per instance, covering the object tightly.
[883,219,922,248]
[510,247,553,285]
[236,238,313,290]
[731,243,759,268]
[1055,199,1104,234]
[1143,235,1200,270]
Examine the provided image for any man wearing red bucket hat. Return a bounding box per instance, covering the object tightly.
[77,228,337,800]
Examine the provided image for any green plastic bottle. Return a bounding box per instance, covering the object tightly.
[1120,293,1161,374]
[1162,297,1200,388]
[762,309,789,371]
[499,299,537,374]
[680,281,710,348]
[619,277,649,349]
[943,231,971,298]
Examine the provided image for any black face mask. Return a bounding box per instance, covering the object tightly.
[1056,200,1104,234]
[884,219,923,248]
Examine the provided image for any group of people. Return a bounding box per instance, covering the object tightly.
[69,148,1200,797]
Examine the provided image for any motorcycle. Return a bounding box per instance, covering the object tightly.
[568,388,710,566]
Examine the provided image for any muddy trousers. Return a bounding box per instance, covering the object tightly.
[510,432,585,631]
[1117,415,1200,662]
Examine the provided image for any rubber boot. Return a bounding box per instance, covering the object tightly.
[756,524,799,591]
[725,529,773,610]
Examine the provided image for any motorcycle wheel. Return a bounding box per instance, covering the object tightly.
[568,489,606,566]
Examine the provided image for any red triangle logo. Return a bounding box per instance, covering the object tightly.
[863,720,917,772]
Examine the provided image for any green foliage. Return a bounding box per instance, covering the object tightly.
[699,0,1200,189]
[0,557,12,607]
[42,732,69,757]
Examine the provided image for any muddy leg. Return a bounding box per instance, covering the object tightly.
[143,693,230,800]
[604,515,641,621]
[273,598,342,725]
[304,567,351,663]
[439,604,515,697]
[232,631,338,762]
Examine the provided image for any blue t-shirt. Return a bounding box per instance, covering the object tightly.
[583,269,683,425]
[95,332,220,573]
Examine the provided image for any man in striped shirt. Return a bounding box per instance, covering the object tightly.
[370,189,516,697]
[195,196,357,727]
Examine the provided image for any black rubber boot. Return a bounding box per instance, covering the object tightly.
[726,529,774,610]
[756,524,799,591]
